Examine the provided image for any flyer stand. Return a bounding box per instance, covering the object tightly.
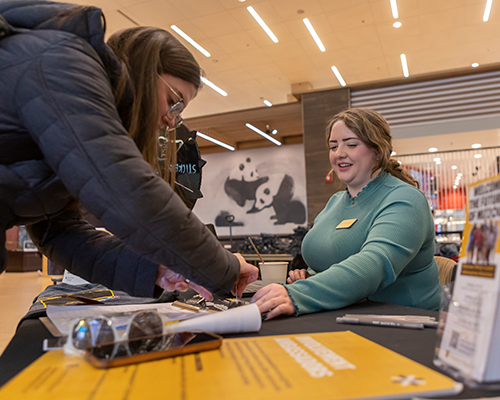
[434,174,500,389]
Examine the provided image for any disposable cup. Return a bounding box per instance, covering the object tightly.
[259,262,289,285]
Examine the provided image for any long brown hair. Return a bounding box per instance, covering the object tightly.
[107,27,202,187]
[326,108,419,188]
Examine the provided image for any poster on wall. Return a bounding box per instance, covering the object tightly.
[193,144,308,236]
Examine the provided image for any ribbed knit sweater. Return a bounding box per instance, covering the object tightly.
[286,172,441,315]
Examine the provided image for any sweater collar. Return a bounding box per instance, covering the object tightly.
[345,170,388,204]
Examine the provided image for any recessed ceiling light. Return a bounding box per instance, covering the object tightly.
[247,6,279,43]
[428,147,438,152]
[471,143,482,149]
[245,123,281,146]
[471,62,480,68]
[435,160,442,165]
[391,151,397,156]
[457,173,463,177]
[484,0,493,22]
[400,54,409,77]
[303,18,326,52]
[331,66,347,87]
[170,25,211,58]
[263,100,273,107]
[390,0,399,19]
[433,157,441,162]
[238,0,246,2]
[272,129,278,135]
[453,185,457,189]
[474,153,483,159]
[197,131,235,151]
[451,165,457,170]
[393,21,402,28]
[201,77,228,97]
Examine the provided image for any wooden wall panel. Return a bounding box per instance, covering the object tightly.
[302,88,349,223]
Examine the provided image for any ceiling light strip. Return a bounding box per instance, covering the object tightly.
[247,6,279,43]
[400,54,409,77]
[171,25,211,57]
[484,0,493,21]
[390,0,399,19]
[245,123,281,146]
[331,66,347,87]
[263,100,273,107]
[303,18,325,52]
[196,132,235,151]
[201,77,228,97]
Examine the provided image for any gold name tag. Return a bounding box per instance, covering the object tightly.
[336,219,357,229]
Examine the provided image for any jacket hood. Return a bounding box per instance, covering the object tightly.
[0,0,119,80]
[0,0,133,129]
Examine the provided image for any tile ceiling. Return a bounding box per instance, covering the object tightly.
[62,0,500,153]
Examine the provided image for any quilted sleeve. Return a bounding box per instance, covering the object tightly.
[17,32,238,295]
[27,203,160,298]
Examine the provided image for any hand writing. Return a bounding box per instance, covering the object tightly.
[232,253,259,298]
[156,265,213,300]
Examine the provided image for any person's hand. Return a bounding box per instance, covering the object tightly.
[250,283,296,320]
[156,265,213,300]
[232,253,259,298]
[287,268,310,283]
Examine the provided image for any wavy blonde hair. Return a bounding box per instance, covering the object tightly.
[326,108,419,188]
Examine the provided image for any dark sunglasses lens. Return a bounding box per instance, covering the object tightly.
[128,311,164,354]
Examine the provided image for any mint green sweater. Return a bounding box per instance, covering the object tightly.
[287,172,441,315]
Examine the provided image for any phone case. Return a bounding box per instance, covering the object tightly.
[84,331,222,369]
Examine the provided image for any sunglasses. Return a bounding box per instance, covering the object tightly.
[158,74,184,131]
[65,310,164,358]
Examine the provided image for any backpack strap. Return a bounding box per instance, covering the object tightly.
[0,13,30,39]
[0,14,11,39]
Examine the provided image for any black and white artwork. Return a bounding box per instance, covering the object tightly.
[193,144,308,235]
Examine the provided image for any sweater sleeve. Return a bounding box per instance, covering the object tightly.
[286,188,432,315]
[17,32,239,295]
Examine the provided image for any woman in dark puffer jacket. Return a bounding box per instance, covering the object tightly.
[0,1,258,299]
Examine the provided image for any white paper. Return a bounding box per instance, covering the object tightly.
[46,302,261,336]
[164,304,262,334]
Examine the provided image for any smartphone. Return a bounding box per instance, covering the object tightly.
[84,331,222,369]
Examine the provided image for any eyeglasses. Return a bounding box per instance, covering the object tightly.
[158,74,184,131]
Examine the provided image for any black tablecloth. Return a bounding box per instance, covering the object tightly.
[1,300,499,398]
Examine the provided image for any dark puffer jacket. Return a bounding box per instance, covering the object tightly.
[0,0,239,297]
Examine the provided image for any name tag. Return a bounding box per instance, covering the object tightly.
[336,219,357,229]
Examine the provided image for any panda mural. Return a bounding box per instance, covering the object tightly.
[224,157,269,207]
[193,144,308,235]
[247,174,306,225]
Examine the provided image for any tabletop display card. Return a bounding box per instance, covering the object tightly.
[435,174,500,383]
[0,331,461,400]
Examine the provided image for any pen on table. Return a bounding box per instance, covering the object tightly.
[336,317,425,330]
[342,314,438,328]
[344,314,436,320]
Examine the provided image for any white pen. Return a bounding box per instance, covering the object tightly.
[336,317,425,330]
[342,314,438,328]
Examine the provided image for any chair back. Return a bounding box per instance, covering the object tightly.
[435,256,457,285]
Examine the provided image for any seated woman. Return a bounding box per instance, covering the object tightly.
[251,108,441,319]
